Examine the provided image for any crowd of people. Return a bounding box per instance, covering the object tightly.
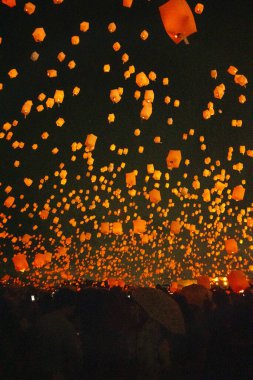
[0,280,252,380]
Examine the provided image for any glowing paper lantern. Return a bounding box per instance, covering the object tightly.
[123,0,133,8]
[159,0,197,44]
[126,171,136,187]
[225,239,238,255]
[112,222,123,235]
[100,222,110,234]
[194,3,204,14]
[227,270,249,293]
[85,134,97,151]
[133,219,146,234]
[32,28,46,42]
[231,185,245,201]
[12,254,29,272]
[149,189,161,204]
[170,220,181,234]
[24,2,36,14]
[166,150,182,170]
[2,0,16,7]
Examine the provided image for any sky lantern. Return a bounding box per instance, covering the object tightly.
[231,185,245,201]
[234,74,248,86]
[149,189,161,204]
[110,89,121,103]
[194,3,204,14]
[54,90,64,105]
[53,0,64,4]
[8,69,18,78]
[112,222,123,235]
[32,28,46,42]
[126,171,136,187]
[21,100,33,118]
[12,254,29,272]
[24,2,36,14]
[136,72,150,87]
[227,270,249,293]
[2,0,16,7]
[73,86,80,96]
[140,102,152,120]
[85,134,97,151]
[123,0,133,8]
[170,220,181,234]
[225,238,238,255]
[100,222,110,234]
[144,90,154,103]
[30,51,39,61]
[159,0,197,44]
[108,22,116,33]
[133,219,146,234]
[4,196,15,208]
[166,150,182,170]
[33,253,46,268]
[80,21,89,32]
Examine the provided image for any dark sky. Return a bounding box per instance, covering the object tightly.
[0,0,253,286]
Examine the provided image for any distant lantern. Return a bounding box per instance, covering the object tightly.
[47,69,57,78]
[32,27,46,42]
[71,35,80,45]
[30,51,39,61]
[126,171,136,187]
[8,69,18,78]
[227,270,249,293]
[24,2,36,14]
[110,89,121,103]
[159,0,197,44]
[133,219,146,234]
[144,90,154,103]
[166,150,182,170]
[140,103,152,120]
[231,185,245,201]
[140,30,149,40]
[112,222,123,235]
[54,90,64,104]
[4,196,15,208]
[149,189,161,204]
[123,0,133,7]
[100,222,110,234]
[12,254,29,272]
[72,86,80,96]
[2,0,16,7]
[234,74,248,87]
[21,100,33,118]
[136,72,150,87]
[225,238,238,255]
[227,66,238,75]
[108,22,117,33]
[194,3,204,14]
[85,134,97,151]
[33,253,46,268]
[80,21,89,32]
[170,220,181,234]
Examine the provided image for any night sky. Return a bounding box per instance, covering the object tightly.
[0,0,253,287]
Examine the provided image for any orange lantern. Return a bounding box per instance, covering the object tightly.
[149,189,161,204]
[21,100,33,118]
[112,222,123,235]
[110,89,121,103]
[123,0,133,7]
[4,196,15,208]
[234,74,248,87]
[170,220,181,234]
[32,28,46,42]
[80,21,89,32]
[2,0,16,7]
[100,222,110,234]
[140,103,152,120]
[85,134,97,151]
[166,150,182,169]
[8,69,18,78]
[33,253,46,268]
[231,185,245,201]
[225,238,238,255]
[126,171,136,188]
[133,219,146,234]
[12,254,29,272]
[194,3,204,14]
[136,72,150,87]
[227,270,249,293]
[159,0,197,44]
[54,90,64,105]
[24,2,36,14]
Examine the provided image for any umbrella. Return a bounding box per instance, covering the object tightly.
[132,287,185,335]
[180,284,213,309]
[159,0,197,44]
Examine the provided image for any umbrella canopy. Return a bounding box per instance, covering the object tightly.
[132,287,185,335]
[180,284,213,309]
[159,0,197,44]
